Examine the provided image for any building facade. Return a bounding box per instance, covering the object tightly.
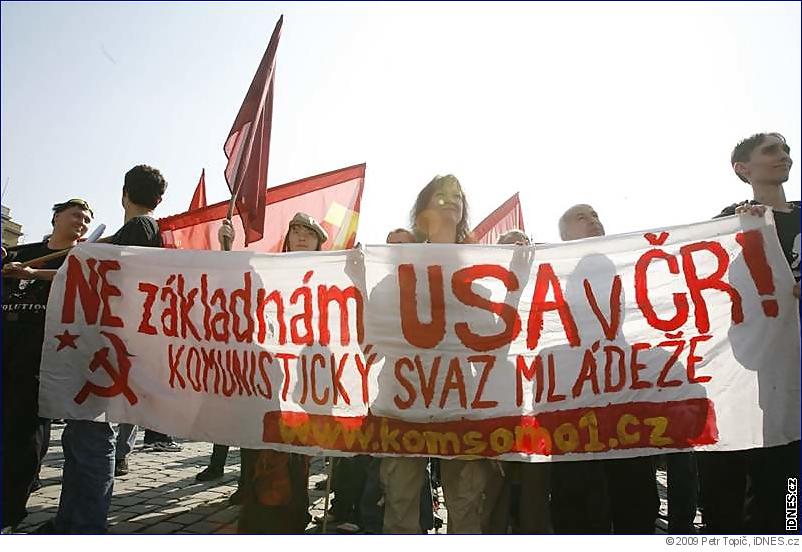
[2,205,23,248]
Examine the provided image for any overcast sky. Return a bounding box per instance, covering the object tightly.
[2,1,799,245]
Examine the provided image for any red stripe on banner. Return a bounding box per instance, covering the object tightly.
[262,398,718,458]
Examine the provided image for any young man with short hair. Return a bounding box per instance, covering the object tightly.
[698,132,800,533]
[111,165,181,466]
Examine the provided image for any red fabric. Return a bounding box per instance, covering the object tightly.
[182,169,213,250]
[224,15,283,245]
[188,169,207,211]
[471,192,525,245]
[159,163,366,252]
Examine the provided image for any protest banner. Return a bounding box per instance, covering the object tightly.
[40,212,800,461]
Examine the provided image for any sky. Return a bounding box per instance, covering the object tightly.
[1,1,800,246]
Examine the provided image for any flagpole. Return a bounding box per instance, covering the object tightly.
[221,15,282,253]
[15,235,114,268]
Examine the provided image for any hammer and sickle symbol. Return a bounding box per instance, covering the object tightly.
[74,331,138,405]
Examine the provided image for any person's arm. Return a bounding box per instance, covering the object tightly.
[1,263,57,281]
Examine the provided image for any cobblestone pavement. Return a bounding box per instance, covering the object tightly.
[15,425,690,534]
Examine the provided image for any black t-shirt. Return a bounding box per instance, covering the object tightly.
[716,200,801,281]
[111,215,163,248]
[2,241,71,381]
[2,241,69,327]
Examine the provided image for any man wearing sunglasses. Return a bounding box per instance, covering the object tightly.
[2,198,94,534]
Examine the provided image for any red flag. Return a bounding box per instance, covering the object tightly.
[182,169,213,250]
[188,169,207,211]
[224,15,283,245]
[472,192,525,245]
[159,163,366,252]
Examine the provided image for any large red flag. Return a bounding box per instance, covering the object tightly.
[471,192,525,245]
[224,15,283,245]
[159,163,366,252]
[188,169,207,211]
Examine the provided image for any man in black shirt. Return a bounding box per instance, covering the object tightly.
[44,165,169,534]
[549,205,660,535]
[108,166,181,476]
[1,198,94,532]
[717,132,800,293]
[698,132,801,534]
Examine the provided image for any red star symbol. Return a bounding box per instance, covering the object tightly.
[55,330,80,351]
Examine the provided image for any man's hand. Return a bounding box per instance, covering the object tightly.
[218,220,235,250]
[2,262,37,279]
[734,203,766,217]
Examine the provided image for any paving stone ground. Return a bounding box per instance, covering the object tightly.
[15,425,691,534]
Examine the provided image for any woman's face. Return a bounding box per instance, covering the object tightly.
[287,224,319,252]
[425,180,464,226]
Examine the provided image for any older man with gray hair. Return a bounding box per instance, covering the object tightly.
[558,204,605,241]
[549,204,660,534]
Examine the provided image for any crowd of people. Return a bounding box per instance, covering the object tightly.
[1,131,799,535]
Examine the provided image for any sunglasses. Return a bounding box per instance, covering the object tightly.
[53,197,92,211]
[52,198,94,218]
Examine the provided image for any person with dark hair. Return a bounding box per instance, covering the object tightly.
[481,229,553,535]
[496,229,530,246]
[698,132,800,534]
[379,174,487,534]
[218,212,320,534]
[112,166,181,457]
[342,226,441,535]
[195,444,235,482]
[722,133,799,293]
[122,163,168,209]
[38,165,170,534]
[2,198,93,533]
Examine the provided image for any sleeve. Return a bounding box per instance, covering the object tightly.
[2,249,16,267]
[3,244,30,266]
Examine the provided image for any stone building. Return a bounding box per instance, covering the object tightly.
[2,205,23,248]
